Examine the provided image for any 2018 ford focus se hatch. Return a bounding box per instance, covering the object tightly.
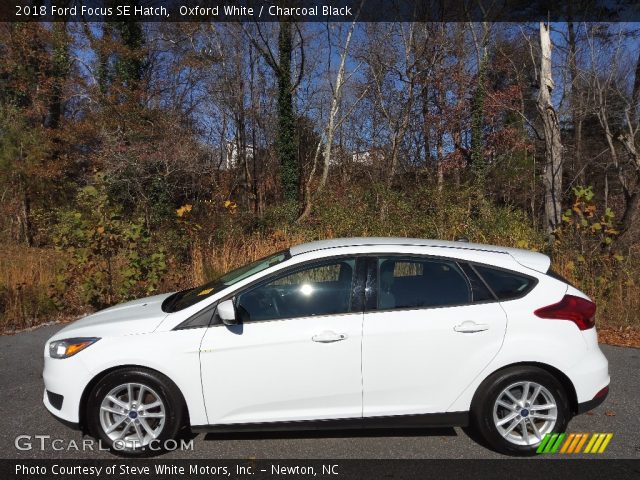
[43,237,609,456]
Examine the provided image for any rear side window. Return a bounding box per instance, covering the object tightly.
[459,263,495,302]
[377,257,471,309]
[474,265,534,300]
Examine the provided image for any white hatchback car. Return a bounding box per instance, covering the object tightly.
[43,237,609,456]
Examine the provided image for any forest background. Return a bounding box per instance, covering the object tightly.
[1,12,639,345]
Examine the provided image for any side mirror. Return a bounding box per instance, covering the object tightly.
[217,299,238,326]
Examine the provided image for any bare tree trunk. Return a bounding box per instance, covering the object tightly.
[537,22,563,236]
[435,83,445,192]
[297,19,357,222]
[567,17,584,184]
[19,176,33,247]
[421,83,431,168]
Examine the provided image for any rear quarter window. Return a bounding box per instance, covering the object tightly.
[474,265,535,300]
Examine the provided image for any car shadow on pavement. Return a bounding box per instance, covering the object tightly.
[203,427,457,441]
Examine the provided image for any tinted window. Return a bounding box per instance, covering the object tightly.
[547,269,576,288]
[162,250,289,312]
[175,305,215,330]
[236,259,356,322]
[474,265,534,300]
[377,258,471,310]
[460,263,495,302]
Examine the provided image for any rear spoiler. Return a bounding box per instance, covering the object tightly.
[505,249,551,273]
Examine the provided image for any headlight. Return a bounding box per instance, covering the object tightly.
[48,337,100,359]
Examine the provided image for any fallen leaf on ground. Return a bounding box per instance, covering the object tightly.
[597,327,640,348]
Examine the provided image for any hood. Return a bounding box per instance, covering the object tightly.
[50,292,174,340]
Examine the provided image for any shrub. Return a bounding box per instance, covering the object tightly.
[53,181,167,310]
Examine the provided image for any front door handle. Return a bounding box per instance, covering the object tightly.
[312,331,347,343]
[454,321,490,333]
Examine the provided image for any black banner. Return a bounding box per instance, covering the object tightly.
[2,459,640,480]
[3,0,640,23]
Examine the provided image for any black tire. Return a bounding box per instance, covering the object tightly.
[470,366,571,456]
[86,367,185,456]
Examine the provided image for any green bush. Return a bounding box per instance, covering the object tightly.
[53,180,167,309]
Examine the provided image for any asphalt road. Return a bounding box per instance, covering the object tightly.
[0,324,638,459]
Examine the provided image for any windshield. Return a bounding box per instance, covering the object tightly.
[162,250,290,312]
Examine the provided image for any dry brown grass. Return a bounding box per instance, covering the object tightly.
[1,233,638,345]
[189,230,312,287]
[0,246,63,331]
[0,246,60,287]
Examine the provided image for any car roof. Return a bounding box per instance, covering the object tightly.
[289,237,550,273]
[291,237,510,255]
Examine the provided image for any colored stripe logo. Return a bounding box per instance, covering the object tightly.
[536,433,613,454]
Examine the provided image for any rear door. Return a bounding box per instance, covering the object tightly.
[362,256,507,417]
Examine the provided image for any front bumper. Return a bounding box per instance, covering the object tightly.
[42,352,93,425]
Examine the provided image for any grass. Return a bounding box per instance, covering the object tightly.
[0,246,61,332]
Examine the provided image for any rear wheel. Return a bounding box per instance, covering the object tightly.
[471,366,571,456]
[86,368,184,456]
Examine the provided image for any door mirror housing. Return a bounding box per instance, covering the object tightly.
[217,299,238,326]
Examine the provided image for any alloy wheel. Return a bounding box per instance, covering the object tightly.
[99,382,166,449]
[492,381,558,446]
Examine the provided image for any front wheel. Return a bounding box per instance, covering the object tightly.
[471,366,571,456]
[86,368,184,456]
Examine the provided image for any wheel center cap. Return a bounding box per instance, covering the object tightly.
[520,408,529,417]
[128,411,138,419]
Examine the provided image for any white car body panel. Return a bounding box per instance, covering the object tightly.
[42,237,609,434]
[199,313,363,425]
[43,328,209,425]
[362,302,507,416]
[50,293,172,340]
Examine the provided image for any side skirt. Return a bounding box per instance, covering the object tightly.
[191,411,469,433]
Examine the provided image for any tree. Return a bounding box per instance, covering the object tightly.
[469,21,491,184]
[587,27,640,249]
[0,23,71,245]
[537,22,564,236]
[298,17,361,221]
[247,20,305,204]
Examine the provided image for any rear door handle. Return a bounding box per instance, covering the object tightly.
[312,331,347,343]
[454,321,490,333]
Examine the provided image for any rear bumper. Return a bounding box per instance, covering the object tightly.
[564,335,610,404]
[577,385,609,414]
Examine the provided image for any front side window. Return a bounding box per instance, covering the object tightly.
[377,257,471,310]
[236,259,357,322]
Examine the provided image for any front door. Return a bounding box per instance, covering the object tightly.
[200,257,364,425]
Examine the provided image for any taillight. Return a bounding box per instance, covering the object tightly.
[534,295,596,330]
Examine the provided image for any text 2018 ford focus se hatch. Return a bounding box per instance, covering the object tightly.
[43,237,609,456]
